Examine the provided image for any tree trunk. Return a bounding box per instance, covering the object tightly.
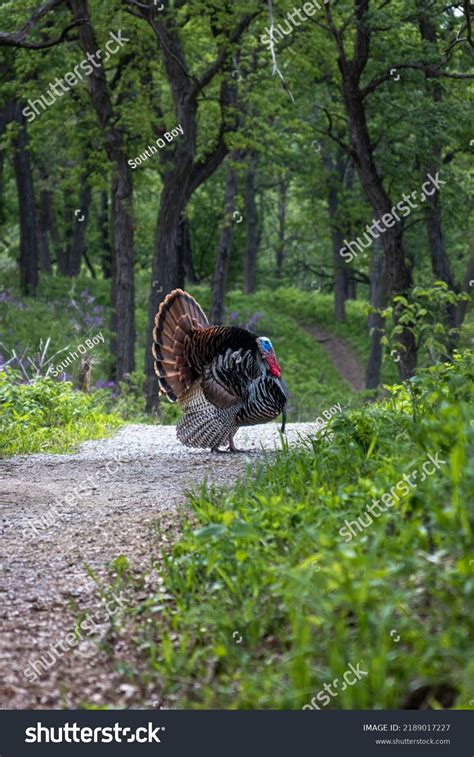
[37,172,52,274]
[210,161,238,324]
[11,101,38,295]
[70,0,135,381]
[99,190,112,279]
[343,160,356,300]
[340,72,416,379]
[275,179,288,279]
[144,157,194,412]
[111,157,135,380]
[143,103,237,413]
[140,7,252,413]
[68,179,91,277]
[366,237,389,388]
[55,194,73,276]
[345,273,357,300]
[333,226,346,320]
[179,216,198,284]
[416,4,457,341]
[243,152,258,294]
[456,241,474,327]
[324,151,347,322]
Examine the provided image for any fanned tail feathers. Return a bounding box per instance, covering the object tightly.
[152,289,208,401]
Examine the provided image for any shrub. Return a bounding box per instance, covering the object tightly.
[0,368,122,456]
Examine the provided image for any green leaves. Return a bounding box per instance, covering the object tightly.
[0,368,122,456]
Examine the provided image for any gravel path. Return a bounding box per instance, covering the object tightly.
[0,422,317,710]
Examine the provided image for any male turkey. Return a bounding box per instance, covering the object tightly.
[152,289,288,451]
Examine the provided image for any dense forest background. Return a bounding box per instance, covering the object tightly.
[0,0,473,416]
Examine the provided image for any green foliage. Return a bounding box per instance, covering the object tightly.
[0,368,122,456]
[378,282,470,365]
[105,351,473,709]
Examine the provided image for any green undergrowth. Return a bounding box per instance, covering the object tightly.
[1,274,472,425]
[0,368,123,456]
[99,351,473,709]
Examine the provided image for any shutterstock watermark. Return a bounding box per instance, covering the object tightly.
[340,172,446,263]
[22,31,130,123]
[302,661,368,709]
[260,0,329,49]
[339,451,447,543]
[25,722,165,744]
[20,450,125,541]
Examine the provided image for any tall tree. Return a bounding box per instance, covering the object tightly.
[243,151,259,294]
[70,0,135,381]
[11,100,39,295]
[416,2,457,342]
[37,166,52,274]
[210,157,238,324]
[275,177,288,280]
[316,0,473,378]
[323,149,346,322]
[126,2,258,412]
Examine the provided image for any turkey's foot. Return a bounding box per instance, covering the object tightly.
[228,434,245,453]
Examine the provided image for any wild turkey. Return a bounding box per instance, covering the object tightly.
[152,289,288,451]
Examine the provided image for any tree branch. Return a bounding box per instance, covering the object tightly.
[323,0,348,66]
[187,74,239,195]
[316,107,355,158]
[0,0,86,49]
[362,61,474,97]
[352,0,370,82]
[190,11,259,98]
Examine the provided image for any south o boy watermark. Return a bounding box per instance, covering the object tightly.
[50,332,104,377]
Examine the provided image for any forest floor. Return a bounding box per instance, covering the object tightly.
[0,421,318,709]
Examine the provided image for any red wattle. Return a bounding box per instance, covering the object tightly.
[267,356,282,378]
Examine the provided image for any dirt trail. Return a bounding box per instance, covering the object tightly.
[305,325,366,390]
[0,422,317,710]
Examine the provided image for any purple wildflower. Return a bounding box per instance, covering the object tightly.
[95,380,116,389]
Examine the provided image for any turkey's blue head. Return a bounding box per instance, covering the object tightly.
[257,336,282,378]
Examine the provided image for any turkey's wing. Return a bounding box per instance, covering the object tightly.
[201,348,260,409]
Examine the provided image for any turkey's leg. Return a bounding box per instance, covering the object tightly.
[228,430,243,453]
